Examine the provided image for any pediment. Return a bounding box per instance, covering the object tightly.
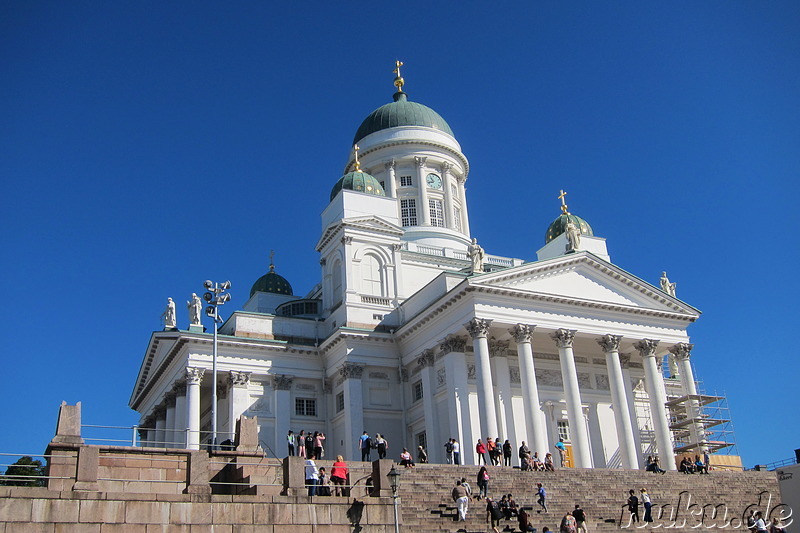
[317,216,404,250]
[471,253,699,316]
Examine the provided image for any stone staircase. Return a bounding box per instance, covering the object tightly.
[393,464,781,533]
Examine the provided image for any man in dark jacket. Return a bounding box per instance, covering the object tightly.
[573,504,588,532]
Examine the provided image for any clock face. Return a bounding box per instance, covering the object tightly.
[426,173,443,189]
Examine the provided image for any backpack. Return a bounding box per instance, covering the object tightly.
[445,442,454,453]
[365,437,373,449]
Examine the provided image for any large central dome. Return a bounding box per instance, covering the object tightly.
[353,91,454,145]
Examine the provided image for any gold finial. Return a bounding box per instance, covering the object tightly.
[269,249,275,271]
[353,144,362,172]
[558,189,570,215]
[393,60,405,92]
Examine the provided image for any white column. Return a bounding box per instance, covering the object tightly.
[636,339,676,471]
[489,341,515,453]
[417,350,441,463]
[551,329,592,468]
[511,324,549,459]
[457,176,470,237]
[442,337,472,465]
[164,393,176,448]
[173,382,188,448]
[669,343,704,448]
[441,162,455,229]
[597,334,639,469]
[185,367,205,450]
[273,374,293,457]
[465,318,498,440]
[227,371,251,443]
[415,156,430,225]
[154,407,167,448]
[384,159,397,198]
[340,363,365,461]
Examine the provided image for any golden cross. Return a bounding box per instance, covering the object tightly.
[393,60,405,91]
[394,60,403,77]
[269,249,275,269]
[353,144,361,171]
[558,190,569,214]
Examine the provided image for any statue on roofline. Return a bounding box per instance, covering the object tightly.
[187,293,202,326]
[161,297,176,329]
[469,238,485,273]
[660,271,677,297]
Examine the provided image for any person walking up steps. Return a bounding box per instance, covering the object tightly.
[536,482,548,513]
[573,504,588,533]
[452,479,469,521]
[444,438,454,464]
[359,431,371,462]
[452,439,461,465]
[627,489,640,524]
[486,496,504,533]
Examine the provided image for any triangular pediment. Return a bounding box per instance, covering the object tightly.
[471,253,699,316]
[317,216,404,250]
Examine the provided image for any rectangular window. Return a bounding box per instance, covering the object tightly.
[401,199,417,227]
[417,431,427,451]
[400,175,413,187]
[295,398,317,417]
[412,380,424,402]
[557,420,571,442]
[336,392,344,413]
[453,206,462,232]
[451,183,458,198]
[379,180,385,189]
[429,199,444,228]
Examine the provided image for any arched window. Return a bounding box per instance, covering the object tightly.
[332,260,342,305]
[361,254,383,296]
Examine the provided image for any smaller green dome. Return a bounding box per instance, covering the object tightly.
[330,170,386,202]
[545,213,594,244]
[250,264,293,298]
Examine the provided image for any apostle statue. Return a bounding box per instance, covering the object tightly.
[660,271,677,297]
[469,238,485,273]
[187,293,202,326]
[565,219,581,252]
[161,297,177,329]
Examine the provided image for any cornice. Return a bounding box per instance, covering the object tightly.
[318,328,395,356]
[345,139,470,180]
[316,217,405,252]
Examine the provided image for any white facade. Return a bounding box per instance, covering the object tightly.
[130,82,707,471]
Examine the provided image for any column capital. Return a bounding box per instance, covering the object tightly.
[272,374,294,390]
[634,339,660,358]
[172,380,187,396]
[154,405,166,418]
[339,362,365,380]
[597,334,623,353]
[510,324,536,343]
[440,161,453,174]
[439,334,467,354]
[384,159,396,171]
[416,349,435,368]
[185,367,205,385]
[164,392,177,407]
[488,338,510,357]
[229,371,251,387]
[341,236,353,245]
[668,342,694,361]
[550,328,577,349]
[414,156,427,168]
[465,317,492,339]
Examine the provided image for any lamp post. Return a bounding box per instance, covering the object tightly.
[387,465,401,533]
[203,280,231,449]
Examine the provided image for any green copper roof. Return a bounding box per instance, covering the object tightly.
[330,170,386,202]
[545,213,594,244]
[250,265,293,298]
[353,92,454,145]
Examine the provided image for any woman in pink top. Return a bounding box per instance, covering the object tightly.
[313,431,326,459]
[330,455,348,496]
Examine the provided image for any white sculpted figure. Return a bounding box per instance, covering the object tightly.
[660,271,677,297]
[161,298,176,329]
[469,238,485,273]
[565,219,581,252]
[187,293,202,326]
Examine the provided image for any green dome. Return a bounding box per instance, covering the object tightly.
[250,265,293,298]
[353,92,454,145]
[545,213,594,244]
[330,170,386,202]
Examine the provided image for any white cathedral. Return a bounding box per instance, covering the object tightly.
[130,64,714,471]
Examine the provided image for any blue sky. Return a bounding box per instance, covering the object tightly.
[2,2,798,468]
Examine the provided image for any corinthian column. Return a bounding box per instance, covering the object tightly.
[551,329,592,468]
[597,334,638,468]
[465,318,498,440]
[669,343,704,448]
[384,159,397,198]
[510,324,548,458]
[339,362,365,461]
[635,339,676,471]
[185,367,205,450]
